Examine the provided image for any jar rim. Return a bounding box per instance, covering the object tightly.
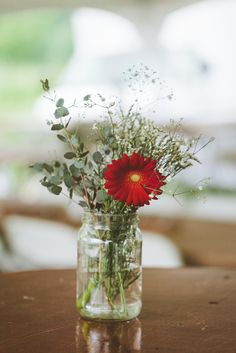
[83,210,138,217]
[82,210,139,223]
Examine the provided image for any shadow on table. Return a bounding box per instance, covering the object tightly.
[75,317,142,353]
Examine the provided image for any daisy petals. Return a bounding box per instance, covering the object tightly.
[104,152,166,207]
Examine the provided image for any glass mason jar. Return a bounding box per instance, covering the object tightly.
[76,211,142,321]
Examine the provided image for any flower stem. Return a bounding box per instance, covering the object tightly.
[76,277,96,309]
[118,272,128,315]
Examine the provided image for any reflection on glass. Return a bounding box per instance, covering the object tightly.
[75,318,141,353]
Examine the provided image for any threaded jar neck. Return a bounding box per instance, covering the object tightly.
[82,211,139,229]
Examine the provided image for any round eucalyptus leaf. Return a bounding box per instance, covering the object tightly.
[40,178,52,187]
[49,176,61,185]
[96,189,107,203]
[54,161,61,168]
[56,98,64,107]
[64,174,73,188]
[31,163,43,172]
[49,185,62,195]
[70,164,81,177]
[54,107,69,118]
[103,126,112,138]
[51,124,64,131]
[83,94,91,101]
[42,163,53,173]
[93,151,103,163]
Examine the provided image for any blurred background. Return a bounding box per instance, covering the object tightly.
[0,0,236,272]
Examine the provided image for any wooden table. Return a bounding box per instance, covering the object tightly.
[0,268,236,353]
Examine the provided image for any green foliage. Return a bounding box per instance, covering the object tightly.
[49,185,62,195]
[70,164,82,177]
[51,124,64,131]
[96,189,107,203]
[93,151,103,164]
[54,106,69,118]
[30,162,53,173]
[64,174,73,188]
[83,94,91,101]
[64,152,76,159]
[57,134,67,142]
[40,79,50,92]
[56,98,64,107]
[33,67,213,212]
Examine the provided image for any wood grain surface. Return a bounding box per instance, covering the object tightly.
[0,268,236,353]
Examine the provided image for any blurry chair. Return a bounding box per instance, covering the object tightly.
[0,214,183,272]
[142,231,183,268]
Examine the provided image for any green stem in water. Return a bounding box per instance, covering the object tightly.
[76,277,96,309]
[118,272,128,315]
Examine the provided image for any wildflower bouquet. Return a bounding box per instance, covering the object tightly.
[34,66,212,320]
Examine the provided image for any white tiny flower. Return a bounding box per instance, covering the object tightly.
[166,176,172,182]
[159,167,164,174]
[198,185,203,191]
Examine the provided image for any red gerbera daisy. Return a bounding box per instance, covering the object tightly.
[103,152,166,207]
